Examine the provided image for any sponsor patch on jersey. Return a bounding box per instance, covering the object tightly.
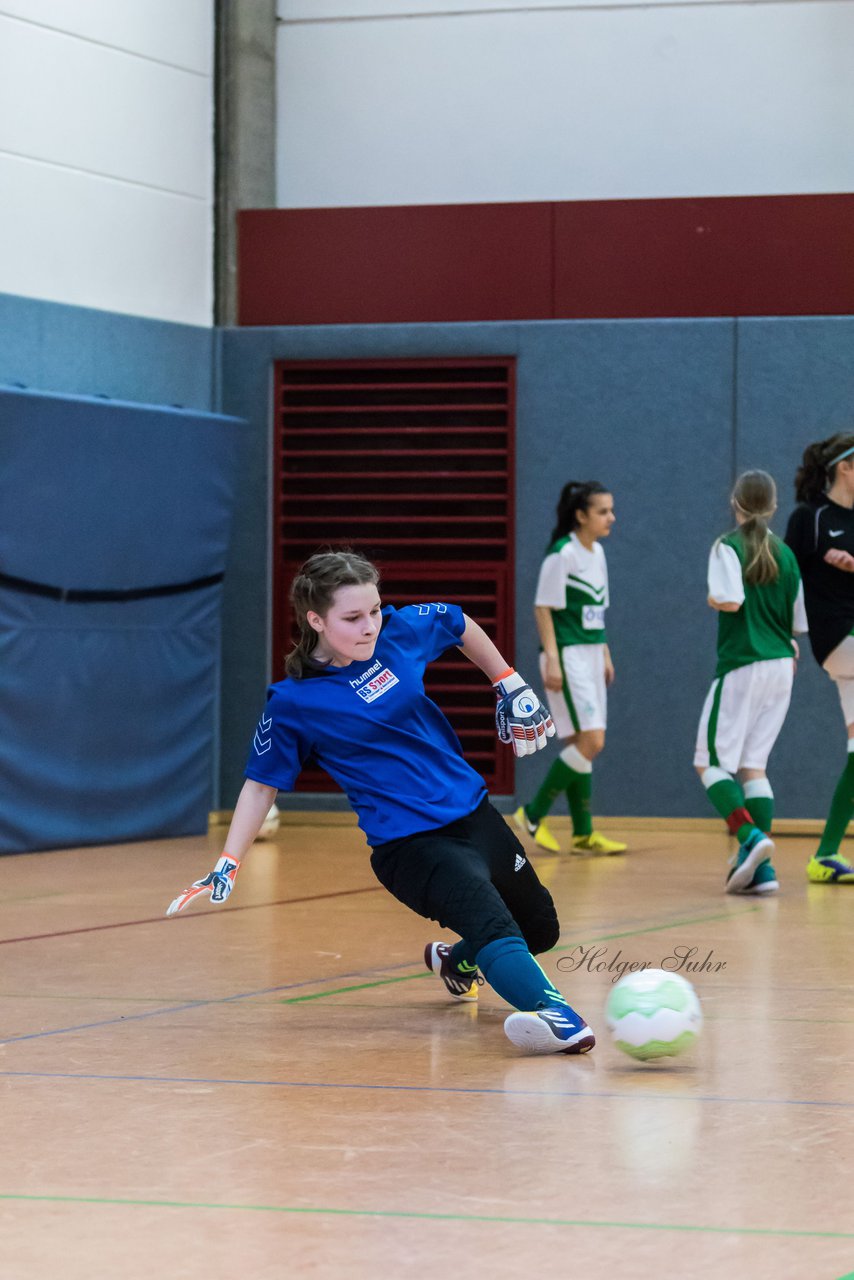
[355,667,400,703]
[582,604,606,630]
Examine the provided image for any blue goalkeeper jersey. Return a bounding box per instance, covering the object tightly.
[244,603,487,845]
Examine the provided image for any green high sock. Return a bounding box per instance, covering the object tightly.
[567,771,593,837]
[743,781,773,834]
[817,752,854,858]
[745,795,773,833]
[704,771,754,844]
[526,757,574,823]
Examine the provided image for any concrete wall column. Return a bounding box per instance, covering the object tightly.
[215,0,277,326]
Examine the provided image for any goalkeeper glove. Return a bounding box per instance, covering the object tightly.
[493,669,555,757]
[166,854,241,917]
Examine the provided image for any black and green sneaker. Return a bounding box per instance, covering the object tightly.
[424,942,480,1002]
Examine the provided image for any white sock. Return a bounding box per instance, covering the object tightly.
[742,778,773,801]
[560,744,592,774]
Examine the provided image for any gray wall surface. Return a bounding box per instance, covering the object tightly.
[218,317,854,819]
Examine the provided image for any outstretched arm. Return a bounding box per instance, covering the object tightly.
[458,613,555,757]
[457,613,515,681]
[166,778,278,916]
[221,779,280,860]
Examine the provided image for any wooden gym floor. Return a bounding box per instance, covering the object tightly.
[1,817,852,1280]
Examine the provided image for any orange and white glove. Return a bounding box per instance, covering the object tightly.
[166,855,241,917]
[493,669,555,757]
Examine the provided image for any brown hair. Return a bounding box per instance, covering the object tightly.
[285,550,380,678]
[794,432,854,504]
[730,470,779,586]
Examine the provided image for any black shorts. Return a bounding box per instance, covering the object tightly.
[370,796,560,957]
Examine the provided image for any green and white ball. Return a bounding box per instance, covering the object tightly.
[605,969,702,1061]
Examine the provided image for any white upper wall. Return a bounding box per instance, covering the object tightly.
[276,0,854,207]
[0,0,214,325]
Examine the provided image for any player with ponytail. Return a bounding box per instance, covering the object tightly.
[514,480,627,856]
[695,471,806,893]
[785,432,854,884]
[166,550,600,1056]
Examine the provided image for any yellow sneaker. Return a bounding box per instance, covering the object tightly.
[512,807,562,853]
[806,853,854,883]
[572,830,628,856]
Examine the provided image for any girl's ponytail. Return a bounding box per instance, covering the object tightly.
[551,480,607,543]
[732,470,779,586]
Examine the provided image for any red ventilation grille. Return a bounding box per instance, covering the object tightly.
[273,358,516,793]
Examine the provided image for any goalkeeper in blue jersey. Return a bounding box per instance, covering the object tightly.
[167,550,596,1057]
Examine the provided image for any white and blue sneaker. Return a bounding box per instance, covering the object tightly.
[504,1003,596,1055]
[726,827,775,894]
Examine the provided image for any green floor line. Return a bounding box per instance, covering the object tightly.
[282,906,758,1005]
[0,1193,851,1239]
[551,904,760,954]
[282,972,429,1003]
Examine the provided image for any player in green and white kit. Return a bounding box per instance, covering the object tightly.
[695,471,807,894]
[514,481,627,855]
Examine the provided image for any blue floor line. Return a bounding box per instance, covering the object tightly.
[1,1067,852,1110]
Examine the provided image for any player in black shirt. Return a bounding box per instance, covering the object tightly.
[785,432,854,883]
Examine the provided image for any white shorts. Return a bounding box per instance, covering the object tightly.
[822,634,854,725]
[540,644,607,737]
[694,657,794,774]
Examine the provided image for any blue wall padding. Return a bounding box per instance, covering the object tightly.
[0,386,244,853]
[0,385,238,589]
[0,291,216,411]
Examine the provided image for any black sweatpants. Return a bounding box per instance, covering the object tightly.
[369,796,560,958]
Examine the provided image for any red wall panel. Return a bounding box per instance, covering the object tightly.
[238,204,552,326]
[238,194,854,326]
[552,195,854,319]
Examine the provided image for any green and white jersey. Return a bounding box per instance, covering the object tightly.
[709,531,807,678]
[535,533,608,647]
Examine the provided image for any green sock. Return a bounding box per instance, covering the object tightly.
[526,757,574,823]
[743,781,773,834]
[817,752,854,858]
[704,772,754,844]
[567,772,593,837]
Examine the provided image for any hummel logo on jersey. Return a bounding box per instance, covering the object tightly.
[829,529,845,537]
[253,712,272,755]
[355,667,400,703]
[514,853,526,872]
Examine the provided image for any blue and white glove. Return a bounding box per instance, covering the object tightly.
[166,854,241,917]
[493,669,555,757]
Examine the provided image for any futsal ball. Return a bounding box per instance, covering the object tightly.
[604,969,702,1061]
[256,804,281,840]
